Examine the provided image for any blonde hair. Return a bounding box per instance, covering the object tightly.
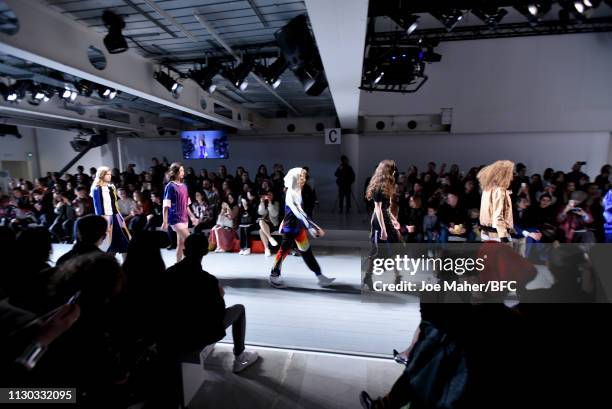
[90,166,111,195]
[477,160,514,190]
[366,159,396,201]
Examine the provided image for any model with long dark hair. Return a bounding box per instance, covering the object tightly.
[161,162,197,262]
[363,159,401,290]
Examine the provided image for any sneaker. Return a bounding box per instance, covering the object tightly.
[243,248,251,255]
[264,249,271,257]
[239,249,245,255]
[269,237,278,247]
[317,274,336,287]
[269,274,286,288]
[232,350,259,373]
[199,343,215,367]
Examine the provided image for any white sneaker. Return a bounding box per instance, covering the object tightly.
[243,248,251,255]
[239,249,245,255]
[269,274,286,288]
[317,274,336,287]
[264,249,271,257]
[199,343,215,367]
[232,350,259,373]
[269,237,278,247]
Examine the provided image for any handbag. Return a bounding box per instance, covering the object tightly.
[405,321,469,409]
[240,211,254,226]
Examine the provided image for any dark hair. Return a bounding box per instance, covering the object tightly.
[76,185,88,192]
[55,253,122,311]
[601,164,611,174]
[167,162,182,182]
[16,227,52,266]
[539,193,552,201]
[123,231,166,291]
[76,215,108,244]
[516,163,526,172]
[184,233,209,259]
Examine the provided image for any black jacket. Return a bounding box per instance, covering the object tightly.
[162,259,226,352]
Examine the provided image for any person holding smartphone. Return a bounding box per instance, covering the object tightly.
[269,168,335,288]
[557,191,594,243]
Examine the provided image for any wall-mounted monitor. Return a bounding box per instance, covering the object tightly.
[181,130,228,159]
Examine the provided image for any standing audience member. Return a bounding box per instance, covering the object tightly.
[335,155,356,214]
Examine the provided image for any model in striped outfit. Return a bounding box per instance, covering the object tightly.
[91,166,131,255]
[161,162,198,263]
[269,167,335,288]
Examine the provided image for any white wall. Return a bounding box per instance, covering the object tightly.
[0,127,39,178]
[35,129,117,175]
[119,135,343,209]
[357,131,611,196]
[359,33,612,134]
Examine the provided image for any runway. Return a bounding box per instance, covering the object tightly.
[50,243,421,357]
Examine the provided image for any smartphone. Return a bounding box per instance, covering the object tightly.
[67,290,81,305]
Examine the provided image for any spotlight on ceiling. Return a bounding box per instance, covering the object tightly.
[432,9,465,32]
[223,59,254,91]
[75,80,95,97]
[190,63,220,94]
[515,2,552,25]
[390,14,420,35]
[472,7,508,28]
[102,10,128,54]
[154,70,183,97]
[253,56,287,89]
[59,86,78,102]
[27,82,54,105]
[98,86,118,100]
[0,81,28,102]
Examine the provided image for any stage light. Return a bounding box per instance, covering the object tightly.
[472,7,508,28]
[574,1,586,12]
[516,2,552,25]
[98,86,118,100]
[253,56,287,89]
[102,10,128,54]
[28,83,54,105]
[154,70,183,97]
[223,59,254,91]
[190,63,220,94]
[432,9,465,32]
[374,72,384,84]
[75,80,95,97]
[59,86,78,102]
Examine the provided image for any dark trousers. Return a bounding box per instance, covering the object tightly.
[239,224,258,249]
[223,304,246,356]
[338,187,351,211]
[271,228,321,277]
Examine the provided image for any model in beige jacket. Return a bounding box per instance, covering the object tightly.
[477,160,515,239]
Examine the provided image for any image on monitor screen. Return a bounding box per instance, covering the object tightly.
[181,130,229,159]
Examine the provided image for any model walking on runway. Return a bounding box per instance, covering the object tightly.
[161,163,198,263]
[91,166,131,256]
[363,159,402,290]
[269,167,335,288]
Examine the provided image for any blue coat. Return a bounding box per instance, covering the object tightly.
[604,189,612,234]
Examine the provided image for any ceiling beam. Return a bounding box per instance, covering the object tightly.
[305,0,369,128]
[0,0,265,130]
[246,0,269,28]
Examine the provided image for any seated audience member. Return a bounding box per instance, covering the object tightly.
[512,195,543,258]
[144,191,163,231]
[190,191,216,233]
[72,185,94,219]
[162,233,258,372]
[238,190,259,255]
[116,188,136,218]
[55,215,107,267]
[423,205,440,243]
[400,195,424,243]
[462,179,481,211]
[258,191,280,256]
[127,191,151,234]
[566,161,589,185]
[210,198,238,252]
[438,191,469,242]
[595,164,611,192]
[10,202,38,232]
[8,228,56,315]
[604,188,612,243]
[49,191,76,243]
[38,253,129,406]
[557,191,594,243]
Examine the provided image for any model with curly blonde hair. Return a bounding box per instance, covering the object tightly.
[477,160,515,241]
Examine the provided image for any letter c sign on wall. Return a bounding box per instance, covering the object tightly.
[325,128,341,145]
